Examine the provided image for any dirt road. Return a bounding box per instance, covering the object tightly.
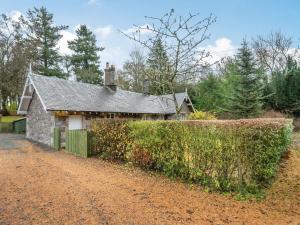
[0,133,299,225]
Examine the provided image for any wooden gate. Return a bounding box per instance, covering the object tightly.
[53,128,92,157]
[65,129,90,157]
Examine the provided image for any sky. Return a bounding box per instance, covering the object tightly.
[1,0,299,68]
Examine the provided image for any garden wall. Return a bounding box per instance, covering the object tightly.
[90,118,293,193]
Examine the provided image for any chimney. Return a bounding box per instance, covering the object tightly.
[143,79,150,95]
[104,62,117,91]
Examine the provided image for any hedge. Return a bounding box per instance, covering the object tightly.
[90,118,293,193]
[0,122,13,133]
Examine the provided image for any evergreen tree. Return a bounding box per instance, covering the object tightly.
[68,25,104,85]
[228,40,265,118]
[268,56,300,114]
[146,37,171,95]
[191,61,238,116]
[25,7,68,77]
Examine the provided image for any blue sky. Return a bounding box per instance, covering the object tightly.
[1,0,299,67]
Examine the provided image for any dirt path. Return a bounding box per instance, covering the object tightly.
[0,134,299,225]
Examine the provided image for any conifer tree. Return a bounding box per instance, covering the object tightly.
[146,37,171,95]
[68,25,104,84]
[228,40,265,118]
[25,7,68,77]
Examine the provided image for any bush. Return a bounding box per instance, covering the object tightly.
[90,118,293,193]
[188,111,216,120]
[90,119,132,160]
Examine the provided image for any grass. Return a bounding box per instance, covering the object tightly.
[0,116,24,123]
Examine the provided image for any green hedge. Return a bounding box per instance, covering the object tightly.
[90,118,293,193]
[0,122,13,133]
[90,120,131,160]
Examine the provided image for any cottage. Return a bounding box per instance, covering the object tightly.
[18,63,195,146]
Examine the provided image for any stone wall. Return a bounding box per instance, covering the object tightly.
[26,93,54,146]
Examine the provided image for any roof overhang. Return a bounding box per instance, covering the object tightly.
[17,73,47,115]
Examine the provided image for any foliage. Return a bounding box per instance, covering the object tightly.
[226,40,266,118]
[90,118,293,195]
[188,111,216,120]
[68,24,104,85]
[117,48,146,92]
[122,9,216,114]
[146,37,171,95]
[266,57,300,114]
[191,74,225,113]
[90,119,132,160]
[24,7,68,77]
[0,14,30,115]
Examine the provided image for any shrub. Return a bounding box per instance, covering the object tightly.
[188,111,216,120]
[90,119,132,160]
[90,118,293,194]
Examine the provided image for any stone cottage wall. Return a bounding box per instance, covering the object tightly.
[27,93,54,146]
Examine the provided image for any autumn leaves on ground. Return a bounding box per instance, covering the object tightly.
[0,133,299,225]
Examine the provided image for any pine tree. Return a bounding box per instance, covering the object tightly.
[228,40,265,118]
[269,56,300,114]
[146,37,171,95]
[68,25,104,85]
[25,7,68,77]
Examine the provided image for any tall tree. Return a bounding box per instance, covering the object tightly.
[118,48,146,92]
[0,14,31,115]
[253,31,292,75]
[68,24,104,84]
[228,40,266,118]
[24,7,68,77]
[191,59,238,116]
[121,9,215,116]
[268,56,300,114]
[146,37,171,95]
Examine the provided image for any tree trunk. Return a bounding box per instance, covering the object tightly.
[1,98,9,116]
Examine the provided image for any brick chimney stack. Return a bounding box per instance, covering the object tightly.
[104,62,117,91]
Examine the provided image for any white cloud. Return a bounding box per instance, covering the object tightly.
[57,30,76,55]
[202,37,236,64]
[123,24,153,35]
[95,25,113,39]
[87,0,97,5]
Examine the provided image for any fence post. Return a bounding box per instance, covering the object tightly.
[53,128,61,150]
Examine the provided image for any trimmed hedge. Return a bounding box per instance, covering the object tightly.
[90,120,131,160]
[0,122,13,133]
[90,118,293,193]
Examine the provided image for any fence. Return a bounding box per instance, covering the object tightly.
[12,118,26,133]
[53,127,61,150]
[0,118,26,133]
[65,129,91,157]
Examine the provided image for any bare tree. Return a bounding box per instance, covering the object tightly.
[253,31,295,75]
[119,48,146,92]
[121,9,216,115]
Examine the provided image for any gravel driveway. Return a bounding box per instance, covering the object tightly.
[0,133,299,225]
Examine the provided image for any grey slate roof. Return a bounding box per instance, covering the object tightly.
[28,73,191,115]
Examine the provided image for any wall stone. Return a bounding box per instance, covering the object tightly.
[26,93,54,146]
